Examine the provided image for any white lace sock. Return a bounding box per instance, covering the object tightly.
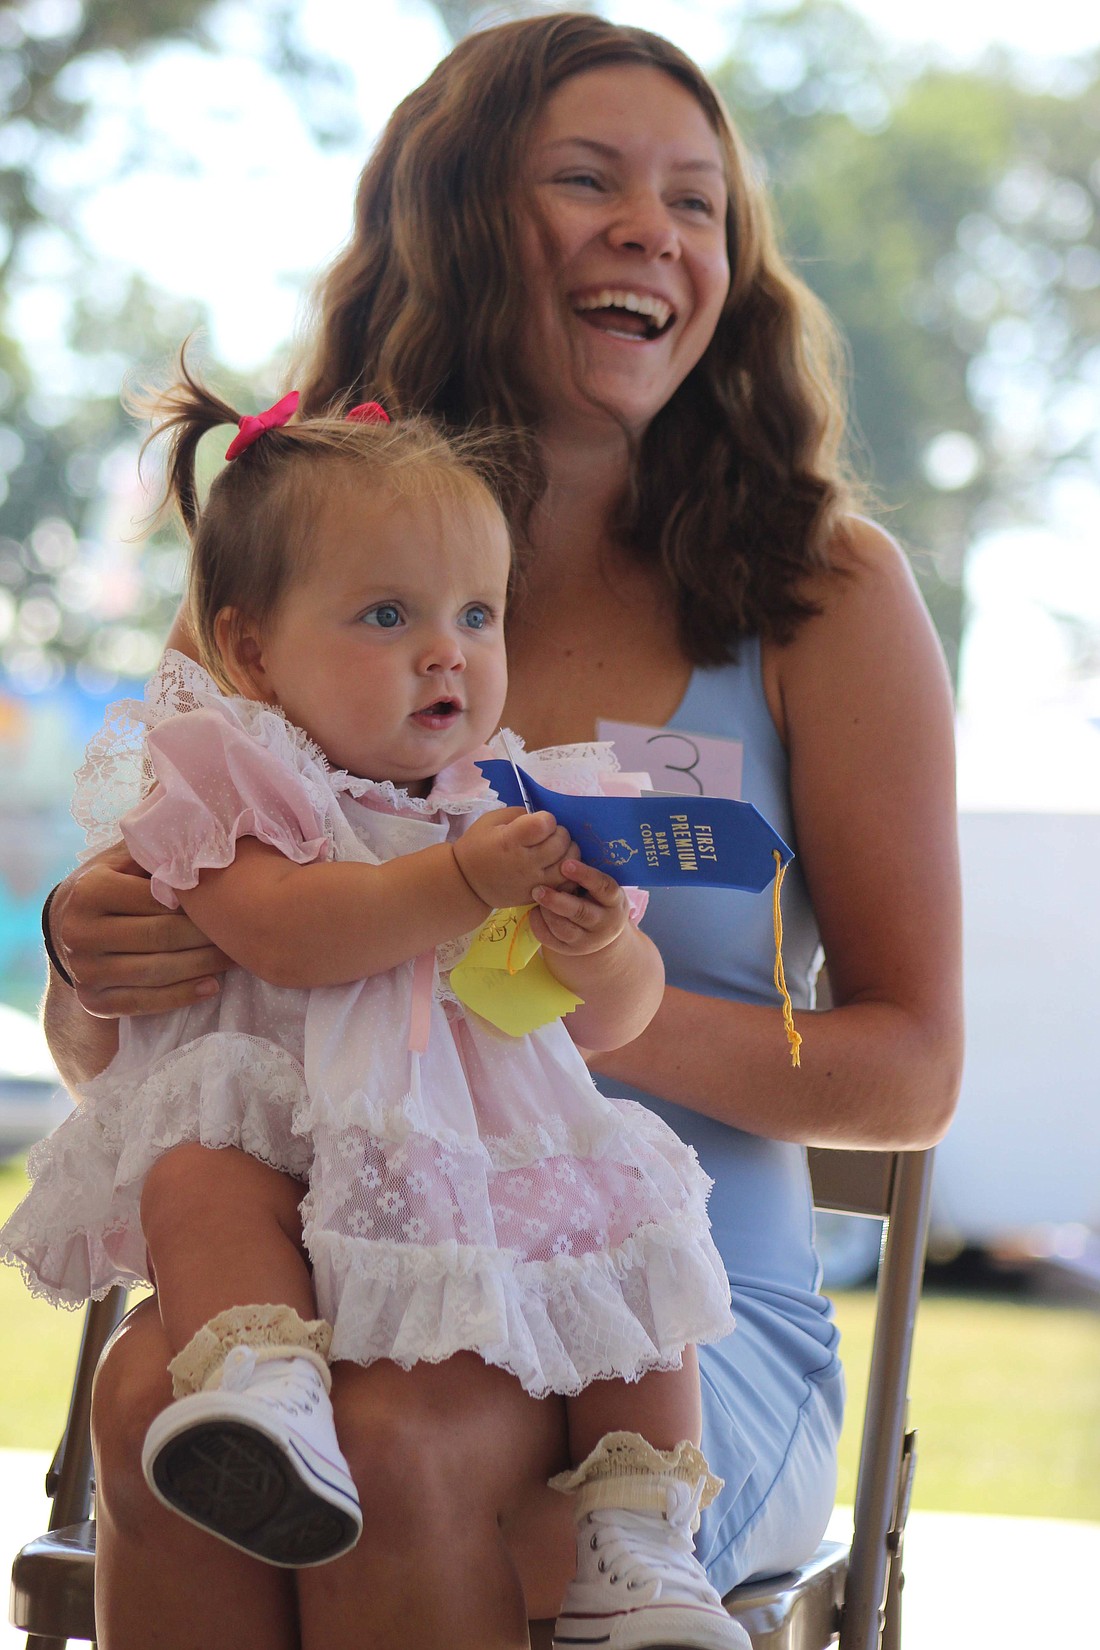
[167,1302,333,1398]
[550,1431,750,1650]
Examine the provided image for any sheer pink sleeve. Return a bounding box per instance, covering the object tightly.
[121,707,331,909]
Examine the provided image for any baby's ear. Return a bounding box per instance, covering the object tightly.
[214,607,272,701]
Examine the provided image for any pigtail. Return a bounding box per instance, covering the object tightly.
[128,342,246,536]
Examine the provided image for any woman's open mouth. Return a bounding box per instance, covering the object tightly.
[572,288,675,342]
[412,697,463,730]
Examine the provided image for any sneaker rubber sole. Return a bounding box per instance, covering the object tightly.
[552,1603,753,1649]
[143,1411,362,1568]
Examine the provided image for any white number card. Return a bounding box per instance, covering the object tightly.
[597,719,743,801]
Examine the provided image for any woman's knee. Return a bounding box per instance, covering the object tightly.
[331,1355,567,1529]
[90,1297,172,1525]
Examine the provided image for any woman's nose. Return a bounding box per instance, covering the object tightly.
[606,192,679,260]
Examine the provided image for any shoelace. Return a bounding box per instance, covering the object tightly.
[585,1479,722,1603]
[216,1345,322,1408]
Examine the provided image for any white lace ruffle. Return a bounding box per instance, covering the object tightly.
[8,1032,312,1306]
[309,1213,734,1399]
[518,738,623,794]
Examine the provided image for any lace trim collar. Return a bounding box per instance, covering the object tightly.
[151,651,495,817]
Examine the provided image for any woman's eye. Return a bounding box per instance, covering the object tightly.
[558,171,602,190]
[361,603,402,629]
[678,194,714,215]
[461,604,491,631]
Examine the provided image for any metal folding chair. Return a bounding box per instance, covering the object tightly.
[10,1148,932,1649]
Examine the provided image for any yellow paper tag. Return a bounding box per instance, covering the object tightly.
[450,905,583,1036]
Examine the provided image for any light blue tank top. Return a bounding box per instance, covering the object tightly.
[600,638,839,1370]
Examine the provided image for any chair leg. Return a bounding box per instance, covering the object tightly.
[880,1428,917,1650]
[23,1636,71,1649]
[881,1550,903,1650]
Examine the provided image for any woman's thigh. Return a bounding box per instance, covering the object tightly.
[91,1295,297,1649]
[695,1320,846,1596]
[298,1354,576,1644]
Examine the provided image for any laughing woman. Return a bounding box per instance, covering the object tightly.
[41,14,962,1649]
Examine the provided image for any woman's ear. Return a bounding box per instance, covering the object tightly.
[214,607,275,701]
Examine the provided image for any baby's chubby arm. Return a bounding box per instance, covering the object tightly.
[528,862,665,1053]
[172,807,576,989]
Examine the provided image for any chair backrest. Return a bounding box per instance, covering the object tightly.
[809,1147,935,1650]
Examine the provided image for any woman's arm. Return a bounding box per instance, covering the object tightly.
[593,521,964,1151]
[43,841,232,1087]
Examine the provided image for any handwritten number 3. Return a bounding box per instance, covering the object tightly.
[645,733,705,795]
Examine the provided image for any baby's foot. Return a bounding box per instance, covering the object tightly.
[554,1478,751,1649]
[142,1344,362,1566]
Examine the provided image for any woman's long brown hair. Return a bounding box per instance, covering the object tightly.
[298,12,857,662]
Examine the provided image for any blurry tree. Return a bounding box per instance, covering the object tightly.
[0,0,359,690]
[715,0,1100,675]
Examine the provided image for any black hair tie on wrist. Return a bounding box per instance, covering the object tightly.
[41,883,75,988]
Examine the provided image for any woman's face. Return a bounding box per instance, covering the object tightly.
[519,64,731,438]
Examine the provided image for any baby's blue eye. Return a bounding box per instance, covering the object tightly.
[462,604,490,631]
[362,603,402,629]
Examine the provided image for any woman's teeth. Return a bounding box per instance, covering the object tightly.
[573,289,673,338]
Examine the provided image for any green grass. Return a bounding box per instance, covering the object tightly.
[0,1157,152,1450]
[1,1157,88,1449]
[829,1284,1100,1521]
[1,1157,1098,1519]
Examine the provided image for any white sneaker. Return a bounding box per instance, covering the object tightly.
[553,1479,752,1650]
[142,1345,362,1567]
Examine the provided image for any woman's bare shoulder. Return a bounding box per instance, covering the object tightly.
[813,514,922,602]
[767,516,949,745]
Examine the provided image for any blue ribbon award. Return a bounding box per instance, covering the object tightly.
[475,760,793,892]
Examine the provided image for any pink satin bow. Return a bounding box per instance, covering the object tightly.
[346,401,390,425]
[225,390,301,460]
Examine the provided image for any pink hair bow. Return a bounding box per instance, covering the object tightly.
[225,390,300,460]
[346,401,390,425]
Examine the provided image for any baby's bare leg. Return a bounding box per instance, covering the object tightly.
[139,1143,312,1355]
[565,1348,702,1463]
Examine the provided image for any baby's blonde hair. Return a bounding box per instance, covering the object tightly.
[136,347,511,691]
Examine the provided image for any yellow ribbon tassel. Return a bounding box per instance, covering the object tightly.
[772,850,802,1068]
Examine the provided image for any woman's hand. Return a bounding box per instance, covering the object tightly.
[453,808,578,911]
[48,840,231,1019]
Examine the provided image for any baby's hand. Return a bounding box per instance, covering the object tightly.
[453,808,578,911]
[528,858,630,957]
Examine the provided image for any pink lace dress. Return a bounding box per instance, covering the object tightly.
[2,653,734,1397]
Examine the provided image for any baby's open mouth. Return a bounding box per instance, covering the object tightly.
[572,289,675,341]
[414,698,462,723]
